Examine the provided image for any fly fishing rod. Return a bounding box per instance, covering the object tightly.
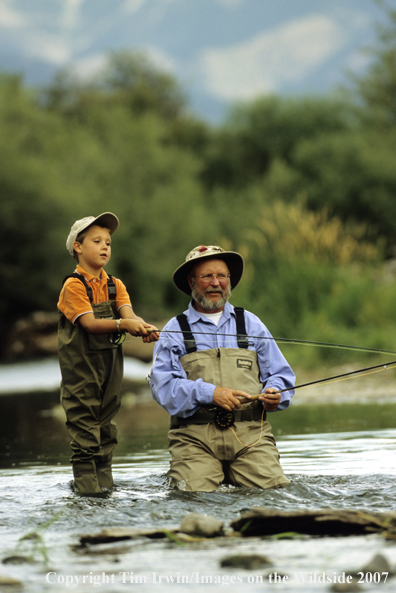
[145,328,396,357]
[141,330,396,393]
[249,359,396,398]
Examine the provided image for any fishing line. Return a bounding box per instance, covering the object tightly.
[227,360,396,448]
[250,359,396,398]
[124,328,396,396]
[139,328,396,356]
[229,408,266,448]
[124,331,396,391]
[225,361,396,448]
[124,331,396,447]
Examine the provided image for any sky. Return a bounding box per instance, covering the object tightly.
[0,0,390,120]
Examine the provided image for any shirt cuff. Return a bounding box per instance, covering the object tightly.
[118,304,133,312]
[198,381,216,405]
[72,311,92,325]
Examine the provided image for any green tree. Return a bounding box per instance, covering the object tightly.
[0,57,217,354]
[241,200,393,367]
[0,75,73,353]
[292,130,396,248]
[352,0,396,127]
[45,50,186,121]
[200,95,356,190]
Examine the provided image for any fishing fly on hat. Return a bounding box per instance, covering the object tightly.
[172,245,245,296]
[66,212,119,258]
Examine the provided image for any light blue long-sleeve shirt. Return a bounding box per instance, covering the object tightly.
[150,301,295,418]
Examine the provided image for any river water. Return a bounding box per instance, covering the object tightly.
[1,359,396,592]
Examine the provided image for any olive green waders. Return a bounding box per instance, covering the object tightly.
[169,347,290,492]
[58,300,123,496]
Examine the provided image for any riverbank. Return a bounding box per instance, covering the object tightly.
[1,356,396,404]
[0,357,153,395]
[4,311,396,403]
[293,363,396,405]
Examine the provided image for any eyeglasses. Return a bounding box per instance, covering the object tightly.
[190,274,230,283]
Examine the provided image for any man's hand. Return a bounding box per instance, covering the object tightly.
[258,388,281,411]
[138,322,160,343]
[141,326,160,343]
[213,387,251,412]
[124,318,159,342]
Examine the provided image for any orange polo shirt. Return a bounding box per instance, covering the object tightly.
[58,265,132,325]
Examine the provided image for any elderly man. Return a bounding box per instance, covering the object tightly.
[150,245,295,491]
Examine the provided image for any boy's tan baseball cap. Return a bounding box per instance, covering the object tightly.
[66,212,119,256]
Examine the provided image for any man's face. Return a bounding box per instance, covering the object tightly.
[188,258,231,313]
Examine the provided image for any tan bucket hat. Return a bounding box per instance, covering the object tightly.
[66,212,119,257]
[172,245,244,296]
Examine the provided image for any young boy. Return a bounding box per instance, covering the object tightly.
[58,212,158,496]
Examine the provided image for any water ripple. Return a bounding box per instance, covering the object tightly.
[1,428,396,592]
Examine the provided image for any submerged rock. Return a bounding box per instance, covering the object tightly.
[220,554,272,569]
[330,553,394,592]
[179,513,224,538]
[360,553,391,574]
[80,514,224,546]
[330,580,363,592]
[2,555,32,565]
[0,573,23,587]
[80,527,177,546]
[231,508,396,538]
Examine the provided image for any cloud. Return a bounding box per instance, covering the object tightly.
[71,52,108,80]
[0,0,82,66]
[122,0,178,16]
[25,34,72,65]
[0,1,26,28]
[70,46,176,82]
[215,0,246,8]
[343,48,372,74]
[61,0,85,31]
[200,13,347,101]
[145,45,178,73]
[122,0,148,14]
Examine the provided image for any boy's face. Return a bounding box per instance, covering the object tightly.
[73,225,111,275]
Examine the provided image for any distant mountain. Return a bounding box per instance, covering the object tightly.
[0,0,387,121]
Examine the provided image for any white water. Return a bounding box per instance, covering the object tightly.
[1,361,396,592]
[1,430,396,592]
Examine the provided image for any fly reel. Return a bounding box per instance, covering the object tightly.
[214,410,235,430]
[108,331,126,346]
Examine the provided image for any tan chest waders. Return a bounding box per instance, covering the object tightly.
[171,307,264,429]
[167,307,290,491]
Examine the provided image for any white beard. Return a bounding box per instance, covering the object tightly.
[191,282,231,311]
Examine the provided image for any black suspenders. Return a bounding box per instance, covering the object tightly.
[176,314,197,354]
[62,273,117,303]
[176,306,248,353]
[107,275,116,300]
[233,306,249,349]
